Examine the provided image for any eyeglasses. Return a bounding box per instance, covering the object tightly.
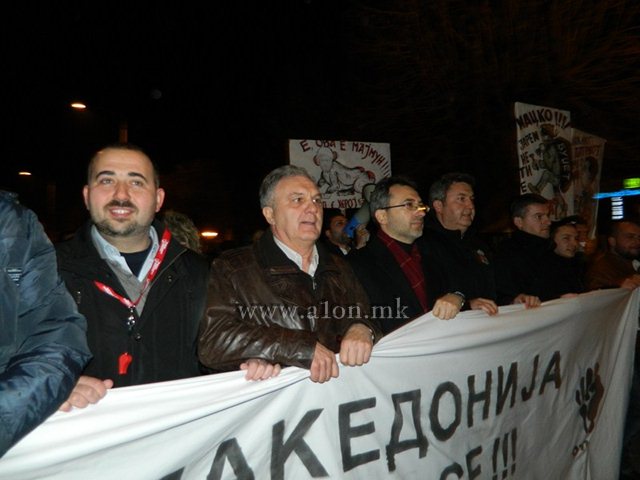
[380,200,428,212]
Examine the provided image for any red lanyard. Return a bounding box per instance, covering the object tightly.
[94,228,172,311]
[93,228,172,375]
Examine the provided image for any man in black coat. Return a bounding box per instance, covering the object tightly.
[56,144,209,410]
[493,194,550,307]
[421,173,498,315]
[348,176,463,335]
[537,218,586,300]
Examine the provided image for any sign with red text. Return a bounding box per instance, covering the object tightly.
[1,289,636,479]
[289,139,391,210]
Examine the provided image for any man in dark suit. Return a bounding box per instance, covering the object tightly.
[348,176,463,335]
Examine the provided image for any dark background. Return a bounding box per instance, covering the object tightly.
[2,1,639,244]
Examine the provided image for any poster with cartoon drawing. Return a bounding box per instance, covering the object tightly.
[514,102,573,220]
[289,139,391,210]
[570,129,605,238]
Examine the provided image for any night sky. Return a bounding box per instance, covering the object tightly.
[3,1,639,241]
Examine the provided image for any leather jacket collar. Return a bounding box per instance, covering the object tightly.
[254,230,339,277]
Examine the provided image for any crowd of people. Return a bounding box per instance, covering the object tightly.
[2,143,640,473]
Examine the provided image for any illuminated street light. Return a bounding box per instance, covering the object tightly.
[70,101,128,143]
[201,230,219,238]
[18,171,32,176]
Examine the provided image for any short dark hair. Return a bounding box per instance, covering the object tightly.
[566,215,587,226]
[87,143,160,187]
[323,208,345,229]
[369,175,419,223]
[550,216,579,239]
[610,218,640,238]
[428,172,475,207]
[259,165,315,208]
[509,193,548,219]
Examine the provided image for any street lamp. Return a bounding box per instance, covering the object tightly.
[70,101,128,143]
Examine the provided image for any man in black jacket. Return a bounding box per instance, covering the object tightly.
[493,194,549,307]
[422,173,498,315]
[56,144,209,410]
[348,176,462,335]
[538,218,586,299]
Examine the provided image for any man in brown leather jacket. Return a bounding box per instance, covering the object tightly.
[198,165,380,383]
[586,219,640,291]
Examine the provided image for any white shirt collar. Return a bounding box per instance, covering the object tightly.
[91,225,159,281]
[272,235,319,277]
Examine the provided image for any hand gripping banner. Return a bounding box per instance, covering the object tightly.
[1,289,637,479]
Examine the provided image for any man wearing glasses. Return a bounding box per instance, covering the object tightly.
[348,176,463,335]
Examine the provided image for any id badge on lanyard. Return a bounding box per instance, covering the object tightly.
[93,229,171,374]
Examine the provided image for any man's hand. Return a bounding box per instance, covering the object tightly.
[512,293,541,308]
[240,358,282,381]
[59,375,114,412]
[469,297,498,315]
[432,293,463,320]
[354,225,370,249]
[309,342,340,383]
[339,323,374,366]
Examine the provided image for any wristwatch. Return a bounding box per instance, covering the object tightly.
[451,291,466,308]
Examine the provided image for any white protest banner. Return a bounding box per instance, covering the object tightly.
[1,289,637,479]
[570,128,606,238]
[514,102,573,220]
[288,139,391,211]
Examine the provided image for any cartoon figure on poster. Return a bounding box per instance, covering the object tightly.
[527,124,572,218]
[289,139,390,238]
[313,147,376,196]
